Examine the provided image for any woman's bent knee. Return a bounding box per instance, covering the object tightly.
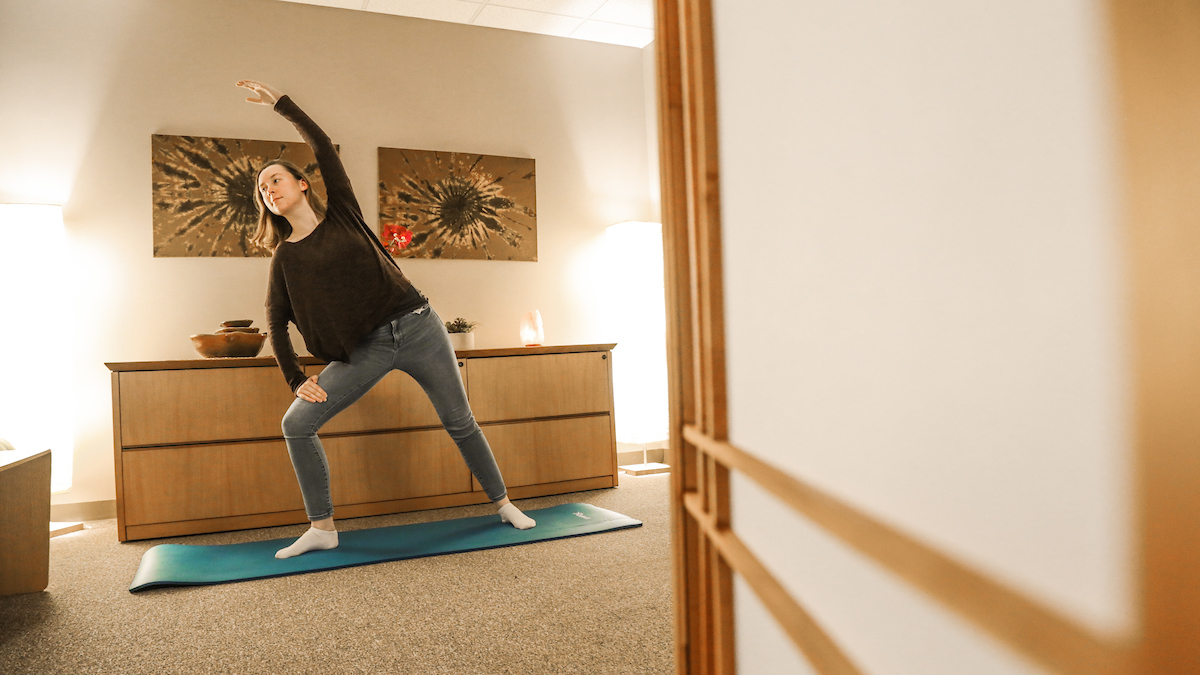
[281,404,319,438]
[443,413,482,441]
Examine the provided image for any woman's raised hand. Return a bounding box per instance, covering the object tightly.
[236,80,284,106]
[295,374,328,404]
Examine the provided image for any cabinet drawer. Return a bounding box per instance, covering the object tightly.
[325,429,471,505]
[303,365,448,434]
[122,440,301,525]
[119,368,295,446]
[466,352,612,422]
[477,416,614,489]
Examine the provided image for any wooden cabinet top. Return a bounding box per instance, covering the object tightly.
[1,448,51,472]
[105,343,617,372]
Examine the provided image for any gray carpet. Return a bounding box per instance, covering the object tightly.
[0,473,674,674]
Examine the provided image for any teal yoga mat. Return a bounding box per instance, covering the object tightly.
[128,503,640,592]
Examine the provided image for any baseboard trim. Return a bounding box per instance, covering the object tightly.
[616,448,666,465]
[51,500,117,522]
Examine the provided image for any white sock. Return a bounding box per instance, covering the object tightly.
[275,526,339,559]
[499,503,536,530]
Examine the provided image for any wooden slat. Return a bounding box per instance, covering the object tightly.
[700,432,732,675]
[658,0,725,671]
[656,0,695,486]
[684,425,1131,675]
[682,511,704,673]
[711,541,735,674]
[1106,1,1200,672]
[710,455,729,529]
[698,531,713,675]
[680,0,726,443]
[684,492,862,675]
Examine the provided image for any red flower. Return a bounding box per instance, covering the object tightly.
[382,223,413,254]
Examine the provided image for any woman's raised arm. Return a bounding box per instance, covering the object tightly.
[235,80,359,215]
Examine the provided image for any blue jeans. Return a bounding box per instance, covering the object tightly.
[281,306,507,521]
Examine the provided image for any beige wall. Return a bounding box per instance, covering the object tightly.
[712,0,1133,672]
[0,0,652,505]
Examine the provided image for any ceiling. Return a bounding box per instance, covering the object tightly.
[279,0,656,48]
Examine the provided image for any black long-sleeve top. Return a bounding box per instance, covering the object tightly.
[266,95,426,393]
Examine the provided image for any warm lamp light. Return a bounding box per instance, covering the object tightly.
[0,204,74,492]
[520,310,544,346]
[604,221,669,446]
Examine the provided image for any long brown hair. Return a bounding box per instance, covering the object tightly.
[250,160,327,249]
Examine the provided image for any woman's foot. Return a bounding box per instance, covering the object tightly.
[275,526,339,559]
[498,503,536,530]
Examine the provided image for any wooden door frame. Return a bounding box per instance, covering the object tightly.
[655,0,730,672]
[654,0,1200,673]
[1109,1,1200,671]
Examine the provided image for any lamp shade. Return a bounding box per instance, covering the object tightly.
[0,204,73,492]
[604,221,668,445]
[520,310,544,346]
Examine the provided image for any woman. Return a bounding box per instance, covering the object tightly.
[236,80,535,560]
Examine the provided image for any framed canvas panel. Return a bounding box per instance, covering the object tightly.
[378,147,537,261]
[151,135,329,257]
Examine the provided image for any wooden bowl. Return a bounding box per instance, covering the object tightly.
[190,332,268,358]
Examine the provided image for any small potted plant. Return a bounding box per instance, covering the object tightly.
[444,317,480,351]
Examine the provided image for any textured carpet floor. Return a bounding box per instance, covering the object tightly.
[0,473,673,674]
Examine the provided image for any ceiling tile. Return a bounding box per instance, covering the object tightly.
[473,5,584,37]
[570,19,653,47]
[488,0,606,19]
[281,0,367,10]
[364,0,482,22]
[590,0,653,29]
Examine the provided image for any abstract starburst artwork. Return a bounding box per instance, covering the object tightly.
[151,135,328,257]
[378,148,537,261]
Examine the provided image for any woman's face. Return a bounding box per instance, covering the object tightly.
[257,165,309,217]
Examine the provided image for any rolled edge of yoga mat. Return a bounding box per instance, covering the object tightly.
[129,503,642,592]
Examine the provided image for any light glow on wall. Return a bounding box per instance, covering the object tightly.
[0,204,74,492]
[605,221,669,444]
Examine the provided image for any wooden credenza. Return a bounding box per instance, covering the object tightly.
[106,344,618,541]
